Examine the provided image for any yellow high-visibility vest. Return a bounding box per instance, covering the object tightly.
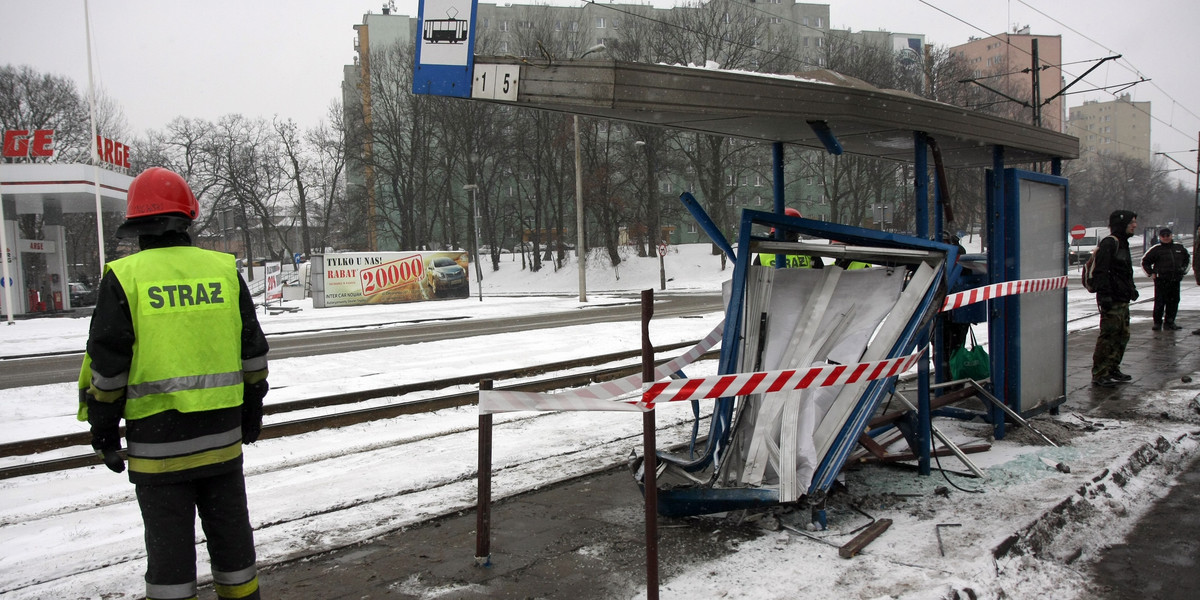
[103,246,244,420]
[758,253,819,268]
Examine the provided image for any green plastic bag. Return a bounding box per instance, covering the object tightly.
[949,328,990,381]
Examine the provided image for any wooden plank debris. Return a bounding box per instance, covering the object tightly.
[839,518,893,558]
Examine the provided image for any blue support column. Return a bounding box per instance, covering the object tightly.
[773,142,785,215]
[932,162,947,386]
[988,146,1007,439]
[913,131,931,475]
[772,142,787,265]
[914,132,929,240]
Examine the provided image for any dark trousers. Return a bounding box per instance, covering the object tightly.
[1092,301,1130,378]
[136,469,260,600]
[1152,277,1182,325]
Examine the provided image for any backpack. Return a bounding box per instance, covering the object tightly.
[1082,235,1116,293]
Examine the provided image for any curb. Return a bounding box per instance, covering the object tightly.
[993,431,1198,562]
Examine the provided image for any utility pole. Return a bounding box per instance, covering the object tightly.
[1030,39,1042,128]
[1194,131,1200,237]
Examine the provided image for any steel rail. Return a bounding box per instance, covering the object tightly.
[0,343,718,480]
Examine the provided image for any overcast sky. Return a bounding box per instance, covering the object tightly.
[2,0,1197,180]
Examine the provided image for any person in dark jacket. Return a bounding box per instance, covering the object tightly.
[1091,209,1138,387]
[1141,227,1189,331]
[78,167,269,600]
[1193,225,1200,335]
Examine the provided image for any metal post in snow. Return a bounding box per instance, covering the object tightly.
[574,115,587,303]
[475,379,493,566]
[0,177,12,325]
[640,289,659,600]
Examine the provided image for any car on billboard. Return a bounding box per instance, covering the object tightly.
[427,256,467,296]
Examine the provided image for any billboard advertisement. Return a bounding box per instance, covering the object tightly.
[264,261,283,303]
[311,251,470,308]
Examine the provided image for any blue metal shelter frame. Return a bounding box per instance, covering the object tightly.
[449,58,1080,514]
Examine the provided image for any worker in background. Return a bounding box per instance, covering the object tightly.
[830,240,871,270]
[1141,227,1189,331]
[77,167,269,600]
[753,207,824,269]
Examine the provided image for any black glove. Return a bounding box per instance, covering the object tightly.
[1098,296,1114,312]
[242,380,269,444]
[1130,289,1139,301]
[86,395,126,474]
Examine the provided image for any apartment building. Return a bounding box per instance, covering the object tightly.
[1066,93,1152,163]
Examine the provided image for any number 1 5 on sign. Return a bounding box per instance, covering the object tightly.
[471,65,519,101]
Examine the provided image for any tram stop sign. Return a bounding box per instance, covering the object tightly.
[1070,224,1086,240]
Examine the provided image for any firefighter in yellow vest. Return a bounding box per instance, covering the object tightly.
[78,167,269,600]
[753,207,825,269]
[831,240,871,270]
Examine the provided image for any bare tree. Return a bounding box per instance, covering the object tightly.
[608,0,803,266]
[1066,154,1172,226]
[0,65,90,163]
[275,117,315,257]
[304,102,348,253]
[205,115,290,264]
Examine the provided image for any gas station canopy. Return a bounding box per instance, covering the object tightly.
[0,163,130,216]
[474,58,1079,168]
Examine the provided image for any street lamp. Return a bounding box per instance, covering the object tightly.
[574,115,587,303]
[463,184,483,302]
[572,43,605,304]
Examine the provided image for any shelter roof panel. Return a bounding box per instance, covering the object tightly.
[477,59,1078,168]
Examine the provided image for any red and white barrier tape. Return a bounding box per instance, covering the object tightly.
[477,320,724,414]
[637,350,924,409]
[479,274,1065,414]
[941,275,1066,313]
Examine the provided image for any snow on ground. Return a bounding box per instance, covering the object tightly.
[1,241,1198,599]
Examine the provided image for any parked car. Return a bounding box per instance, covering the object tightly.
[427,256,467,296]
[69,282,97,307]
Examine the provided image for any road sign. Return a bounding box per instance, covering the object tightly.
[413,0,478,98]
[1070,224,1086,240]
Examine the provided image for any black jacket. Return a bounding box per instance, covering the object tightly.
[1093,232,1137,303]
[1142,241,1190,282]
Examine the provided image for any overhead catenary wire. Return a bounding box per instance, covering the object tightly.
[919,0,1196,148]
[574,0,1195,160]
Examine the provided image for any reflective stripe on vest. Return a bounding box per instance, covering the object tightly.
[107,246,244,421]
[127,427,243,458]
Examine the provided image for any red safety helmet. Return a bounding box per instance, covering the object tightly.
[116,167,199,238]
[126,167,198,220]
[770,207,803,235]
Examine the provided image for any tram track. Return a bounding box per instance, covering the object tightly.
[0,399,712,597]
[2,276,1157,482]
[0,340,719,480]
